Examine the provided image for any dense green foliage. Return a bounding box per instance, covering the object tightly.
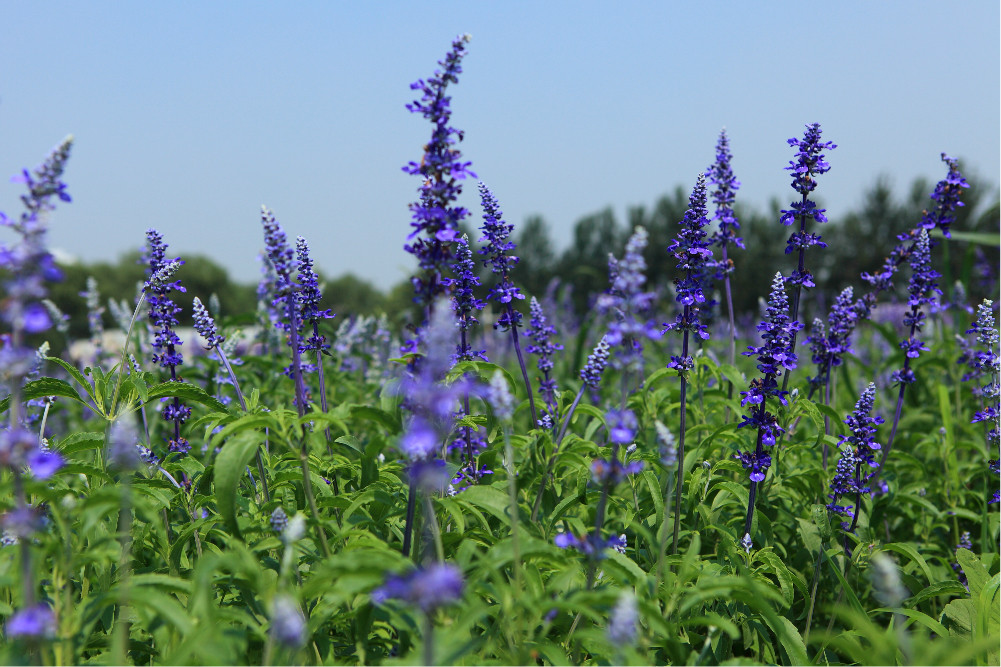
[2,233,999,664]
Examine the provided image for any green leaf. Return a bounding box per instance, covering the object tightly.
[881,543,934,586]
[872,606,948,637]
[811,504,833,540]
[146,381,228,412]
[458,485,512,523]
[956,548,990,598]
[930,229,1000,246]
[761,613,809,666]
[21,377,90,407]
[825,546,866,618]
[57,431,105,456]
[45,356,99,404]
[349,405,402,433]
[213,432,262,539]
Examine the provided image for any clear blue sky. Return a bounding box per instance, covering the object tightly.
[2,1,998,290]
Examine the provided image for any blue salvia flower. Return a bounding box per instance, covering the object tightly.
[443,234,487,363]
[706,128,744,267]
[372,562,464,612]
[827,383,883,531]
[965,299,999,503]
[270,595,306,649]
[5,603,56,639]
[144,229,191,454]
[706,128,743,369]
[553,531,625,560]
[607,590,639,647]
[862,154,968,299]
[270,506,289,534]
[525,296,563,428]
[403,34,475,312]
[478,182,524,329]
[256,251,283,352]
[80,277,105,362]
[780,123,836,290]
[952,531,973,588]
[192,296,225,349]
[478,181,538,424]
[663,174,713,374]
[261,207,311,414]
[596,226,659,375]
[295,237,335,353]
[580,336,611,389]
[890,231,940,385]
[917,153,969,240]
[737,273,800,542]
[874,230,941,486]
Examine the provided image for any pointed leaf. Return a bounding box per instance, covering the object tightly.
[213,432,262,539]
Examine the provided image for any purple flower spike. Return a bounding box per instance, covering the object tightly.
[478,182,524,329]
[580,337,611,389]
[597,226,660,374]
[526,296,563,426]
[373,562,464,612]
[827,383,883,531]
[6,603,56,639]
[443,235,487,363]
[404,35,475,310]
[144,229,190,455]
[780,123,836,290]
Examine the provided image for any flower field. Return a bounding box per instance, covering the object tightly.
[1,35,998,666]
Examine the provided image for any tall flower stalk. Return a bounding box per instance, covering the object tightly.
[0,137,73,618]
[663,174,713,554]
[736,273,801,552]
[706,129,743,375]
[873,230,940,487]
[403,34,475,321]
[525,297,563,431]
[444,235,488,488]
[478,182,537,426]
[597,225,659,402]
[193,296,270,503]
[531,337,611,521]
[964,300,1000,505]
[261,207,330,557]
[144,229,191,456]
[778,123,835,394]
[295,237,337,464]
[804,287,870,467]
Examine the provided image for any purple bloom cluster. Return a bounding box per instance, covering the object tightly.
[805,287,870,391]
[706,128,744,273]
[1,138,73,387]
[779,123,835,289]
[373,562,464,612]
[952,531,973,588]
[295,237,335,355]
[526,297,563,427]
[596,226,659,373]
[663,175,713,373]
[580,337,611,389]
[918,154,969,240]
[443,235,487,363]
[144,229,191,454]
[192,296,225,350]
[478,182,524,331]
[890,231,941,386]
[964,299,999,502]
[827,383,883,530]
[5,602,56,639]
[399,303,466,467]
[554,531,626,559]
[862,154,968,296]
[261,207,314,411]
[403,34,475,310]
[734,273,801,479]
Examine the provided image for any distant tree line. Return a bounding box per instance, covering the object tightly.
[43,173,998,347]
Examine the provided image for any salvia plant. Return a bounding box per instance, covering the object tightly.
[0,36,997,667]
